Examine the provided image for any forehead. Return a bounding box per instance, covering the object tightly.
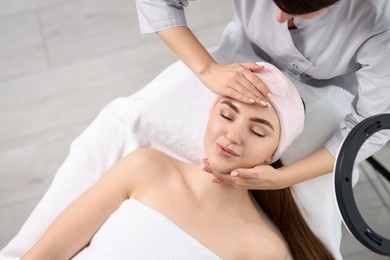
[216,97,280,126]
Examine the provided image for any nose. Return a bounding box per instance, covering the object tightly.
[275,7,293,23]
[225,123,243,145]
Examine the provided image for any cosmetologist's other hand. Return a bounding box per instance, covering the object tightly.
[202,158,290,190]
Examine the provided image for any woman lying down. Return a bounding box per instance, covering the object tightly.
[22,63,333,260]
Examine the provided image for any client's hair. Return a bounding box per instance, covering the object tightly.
[273,0,340,15]
[250,160,334,260]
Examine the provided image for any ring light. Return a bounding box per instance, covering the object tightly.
[335,113,390,256]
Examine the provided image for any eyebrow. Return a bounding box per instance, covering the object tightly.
[220,100,274,130]
[250,118,274,131]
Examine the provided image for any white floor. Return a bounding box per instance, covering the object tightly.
[0,0,389,259]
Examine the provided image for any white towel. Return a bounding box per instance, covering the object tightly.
[72,199,221,259]
[1,18,353,260]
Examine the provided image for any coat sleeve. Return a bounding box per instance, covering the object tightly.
[325,30,390,163]
[135,0,192,33]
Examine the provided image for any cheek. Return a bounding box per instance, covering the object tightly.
[243,138,279,166]
[275,9,292,23]
[205,114,225,139]
[204,117,221,150]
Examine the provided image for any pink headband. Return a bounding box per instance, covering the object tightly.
[255,62,305,162]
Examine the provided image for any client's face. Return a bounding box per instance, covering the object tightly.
[204,97,281,174]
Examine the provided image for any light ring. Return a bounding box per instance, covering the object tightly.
[335,114,390,256]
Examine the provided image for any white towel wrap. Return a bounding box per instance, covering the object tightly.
[72,199,221,260]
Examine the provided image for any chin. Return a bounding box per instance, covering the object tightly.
[207,157,241,174]
[205,146,265,172]
[210,157,265,173]
[213,166,236,174]
[205,158,227,172]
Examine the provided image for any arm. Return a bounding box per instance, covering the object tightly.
[21,149,150,259]
[277,147,334,187]
[135,0,270,104]
[157,27,270,104]
[326,31,390,164]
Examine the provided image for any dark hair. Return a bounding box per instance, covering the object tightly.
[250,160,334,259]
[273,0,340,15]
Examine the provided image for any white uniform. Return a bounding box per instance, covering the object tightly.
[136,0,390,162]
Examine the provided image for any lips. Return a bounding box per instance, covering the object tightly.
[216,143,239,157]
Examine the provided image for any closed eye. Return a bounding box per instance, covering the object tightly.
[220,112,233,121]
[251,130,265,138]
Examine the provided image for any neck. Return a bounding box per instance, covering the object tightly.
[288,18,297,30]
[188,165,253,212]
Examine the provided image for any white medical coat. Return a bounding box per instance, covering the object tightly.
[135,0,390,162]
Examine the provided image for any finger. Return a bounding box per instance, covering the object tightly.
[240,64,271,100]
[228,172,259,189]
[205,158,210,165]
[228,80,268,107]
[211,171,252,189]
[223,67,268,104]
[230,168,255,179]
[242,71,271,101]
[209,170,228,180]
[202,167,211,173]
[202,158,212,173]
[212,178,224,184]
[223,86,257,104]
[211,171,237,185]
[230,170,239,177]
[202,158,210,167]
[236,72,267,101]
[241,63,264,73]
[204,158,212,171]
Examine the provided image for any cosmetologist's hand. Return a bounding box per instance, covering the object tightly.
[202,158,290,190]
[199,63,271,106]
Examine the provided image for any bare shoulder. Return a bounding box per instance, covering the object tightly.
[240,224,289,260]
[124,147,172,161]
[121,147,177,172]
[110,148,179,189]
